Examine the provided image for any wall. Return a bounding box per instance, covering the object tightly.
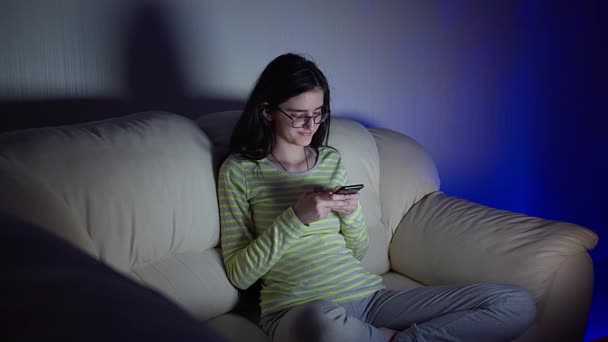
[0,0,605,339]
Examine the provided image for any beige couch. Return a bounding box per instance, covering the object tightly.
[0,111,598,341]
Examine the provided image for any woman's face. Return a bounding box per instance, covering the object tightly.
[266,87,325,148]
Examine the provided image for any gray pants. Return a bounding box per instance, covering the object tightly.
[260,283,536,342]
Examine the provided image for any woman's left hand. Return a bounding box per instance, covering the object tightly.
[312,186,359,216]
[328,193,359,216]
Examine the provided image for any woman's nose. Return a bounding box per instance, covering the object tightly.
[303,117,314,129]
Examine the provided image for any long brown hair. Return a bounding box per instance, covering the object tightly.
[230,53,331,160]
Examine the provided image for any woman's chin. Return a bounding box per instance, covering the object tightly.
[298,138,313,146]
[299,131,315,140]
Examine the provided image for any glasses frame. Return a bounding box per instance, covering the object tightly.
[275,107,329,128]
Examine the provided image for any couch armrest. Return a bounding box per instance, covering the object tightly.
[389,192,598,299]
[389,192,599,341]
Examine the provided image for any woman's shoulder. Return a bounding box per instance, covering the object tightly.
[318,145,340,155]
[318,146,341,161]
[220,153,261,173]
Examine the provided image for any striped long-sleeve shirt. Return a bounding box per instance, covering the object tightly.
[218,146,384,316]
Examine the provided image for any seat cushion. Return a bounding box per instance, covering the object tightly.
[130,248,239,320]
[381,271,424,291]
[207,313,269,342]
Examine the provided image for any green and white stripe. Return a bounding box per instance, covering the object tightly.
[218,147,384,316]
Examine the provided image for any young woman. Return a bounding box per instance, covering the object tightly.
[218,53,536,342]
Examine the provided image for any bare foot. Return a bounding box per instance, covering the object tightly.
[379,327,398,341]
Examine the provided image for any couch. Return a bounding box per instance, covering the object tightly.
[0,111,598,341]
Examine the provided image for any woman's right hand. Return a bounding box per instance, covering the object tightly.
[291,189,347,225]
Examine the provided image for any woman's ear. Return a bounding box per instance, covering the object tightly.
[261,102,273,122]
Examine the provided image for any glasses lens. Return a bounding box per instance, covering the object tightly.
[291,111,329,128]
[314,112,329,124]
[292,117,307,128]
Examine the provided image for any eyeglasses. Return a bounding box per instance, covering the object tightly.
[276,107,329,128]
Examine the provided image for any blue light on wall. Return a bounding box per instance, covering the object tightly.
[432,1,606,340]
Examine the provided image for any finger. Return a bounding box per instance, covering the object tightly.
[346,199,358,206]
[332,193,360,201]
[328,202,349,211]
[329,193,348,201]
[321,199,340,208]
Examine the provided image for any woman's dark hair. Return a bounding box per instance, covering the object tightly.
[230,53,331,160]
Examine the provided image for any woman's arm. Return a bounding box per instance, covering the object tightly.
[334,156,369,260]
[218,159,308,290]
[339,203,368,260]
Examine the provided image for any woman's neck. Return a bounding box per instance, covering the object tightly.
[270,143,307,164]
[269,142,316,172]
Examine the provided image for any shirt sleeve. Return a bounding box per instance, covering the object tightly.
[334,154,369,261]
[218,158,308,290]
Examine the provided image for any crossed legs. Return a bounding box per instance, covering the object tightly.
[262,283,536,342]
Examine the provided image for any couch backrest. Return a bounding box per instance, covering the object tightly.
[0,112,219,271]
[370,128,440,238]
[0,112,241,319]
[0,110,440,319]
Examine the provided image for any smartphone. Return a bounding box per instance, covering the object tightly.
[332,184,364,195]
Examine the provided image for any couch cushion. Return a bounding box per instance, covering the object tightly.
[328,118,388,274]
[197,112,390,275]
[0,162,97,257]
[130,248,238,320]
[369,128,440,239]
[207,313,269,342]
[0,112,220,272]
[195,110,239,173]
[381,271,424,291]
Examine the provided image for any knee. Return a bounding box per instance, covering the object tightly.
[291,300,346,342]
[495,284,537,331]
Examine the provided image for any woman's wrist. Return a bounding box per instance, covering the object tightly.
[339,210,356,218]
[340,202,359,217]
[291,206,310,226]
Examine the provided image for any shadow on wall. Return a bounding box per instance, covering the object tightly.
[0,1,243,133]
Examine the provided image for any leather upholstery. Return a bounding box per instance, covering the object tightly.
[0,111,598,341]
